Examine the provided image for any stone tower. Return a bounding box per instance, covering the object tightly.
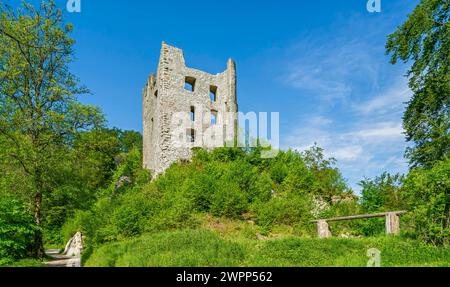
[143,42,238,175]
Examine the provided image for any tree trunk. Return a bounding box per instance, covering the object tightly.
[445,203,450,245]
[32,192,45,258]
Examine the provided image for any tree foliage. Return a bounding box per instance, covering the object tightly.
[0,0,103,257]
[359,173,405,213]
[63,146,354,254]
[0,195,38,265]
[386,0,449,167]
[402,158,450,245]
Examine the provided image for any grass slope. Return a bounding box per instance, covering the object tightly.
[85,229,450,267]
[1,259,45,267]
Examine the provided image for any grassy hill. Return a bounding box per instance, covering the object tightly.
[57,147,449,267]
[85,226,450,267]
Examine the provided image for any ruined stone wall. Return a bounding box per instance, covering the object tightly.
[143,42,238,175]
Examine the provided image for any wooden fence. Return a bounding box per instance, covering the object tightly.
[311,211,407,238]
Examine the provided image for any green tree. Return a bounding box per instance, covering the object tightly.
[359,173,405,213]
[116,129,143,153]
[42,128,124,243]
[386,0,449,167]
[0,1,103,257]
[0,195,38,265]
[402,158,450,245]
[302,145,350,202]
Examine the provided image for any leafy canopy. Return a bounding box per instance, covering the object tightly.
[386,0,449,167]
[0,0,103,257]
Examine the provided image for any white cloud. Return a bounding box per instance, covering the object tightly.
[328,146,364,161]
[284,40,379,104]
[353,80,411,114]
[277,13,414,192]
[309,116,333,126]
[286,120,405,162]
[283,96,408,192]
[352,122,404,140]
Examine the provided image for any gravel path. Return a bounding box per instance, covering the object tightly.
[45,249,81,267]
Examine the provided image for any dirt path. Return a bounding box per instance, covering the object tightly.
[45,249,81,267]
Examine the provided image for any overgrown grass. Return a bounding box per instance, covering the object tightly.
[0,259,44,267]
[85,228,450,267]
[85,229,246,267]
[248,236,450,267]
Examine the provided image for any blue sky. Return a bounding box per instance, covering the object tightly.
[20,0,420,191]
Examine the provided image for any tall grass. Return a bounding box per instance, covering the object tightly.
[248,236,450,267]
[85,229,246,267]
[1,259,44,267]
[85,229,450,267]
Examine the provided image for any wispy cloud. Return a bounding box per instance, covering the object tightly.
[286,117,406,162]
[353,79,411,115]
[329,146,364,161]
[284,39,380,104]
[284,112,409,192]
[278,12,413,192]
[352,122,404,140]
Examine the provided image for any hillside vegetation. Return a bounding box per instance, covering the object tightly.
[0,0,448,267]
[85,228,450,267]
[59,146,449,267]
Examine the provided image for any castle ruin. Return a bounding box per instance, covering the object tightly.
[142,42,238,175]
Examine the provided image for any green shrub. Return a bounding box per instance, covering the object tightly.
[210,181,248,218]
[253,193,313,231]
[111,191,157,238]
[72,147,357,259]
[318,200,386,237]
[359,173,405,212]
[146,192,196,232]
[0,196,38,265]
[402,159,450,245]
[182,171,214,212]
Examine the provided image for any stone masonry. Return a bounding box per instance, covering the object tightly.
[143,42,238,175]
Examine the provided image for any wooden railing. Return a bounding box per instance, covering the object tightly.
[311,211,407,238]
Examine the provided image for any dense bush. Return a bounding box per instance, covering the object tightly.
[402,159,450,245]
[65,146,353,261]
[360,173,405,213]
[353,173,407,236]
[252,193,313,231]
[316,199,371,237]
[60,145,450,267]
[0,196,38,265]
[210,181,248,218]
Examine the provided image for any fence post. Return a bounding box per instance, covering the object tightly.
[317,220,332,238]
[385,212,400,235]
